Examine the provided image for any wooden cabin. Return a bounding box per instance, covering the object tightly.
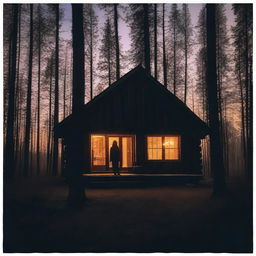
[55,66,209,178]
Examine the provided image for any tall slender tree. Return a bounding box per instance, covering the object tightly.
[206,4,225,195]
[162,4,167,87]
[67,3,86,206]
[98,17,116,89]
[52,4,59,176]
[114,4,120,80]
[169,4,182,96]
[5,4,19,179]
[181,4,192,104]
[23,4,34,177]
[84,4,98,100]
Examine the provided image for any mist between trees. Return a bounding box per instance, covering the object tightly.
[3,4,252,180]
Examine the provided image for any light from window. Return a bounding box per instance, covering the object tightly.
[164,136,179,160]
[147,136,180,160]
[147,136,162,160]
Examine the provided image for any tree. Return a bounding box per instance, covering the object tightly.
[206,4,225,195]
[114,4,120,80]
[169,4,183,96]
[4,4,19,179]
[23,4,34,177]
[143,4,151,73]
[67,3,86,207]
[195,6,208,122]
[181,4,192,104]
[97,17,116,89]
[126,4,151,72]
[84,4,98,100]
[232,4,253,182]
[52,4,59,176]
[162,4,167,87]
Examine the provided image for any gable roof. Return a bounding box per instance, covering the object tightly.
[55,65,209,137]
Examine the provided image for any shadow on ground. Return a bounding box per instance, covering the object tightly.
[3,177,252,253]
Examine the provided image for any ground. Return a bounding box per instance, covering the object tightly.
[4,176,252,253]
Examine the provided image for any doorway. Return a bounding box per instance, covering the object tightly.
[91,134,135,171]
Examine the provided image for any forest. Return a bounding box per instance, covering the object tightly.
[3,3,252,185]
[3,3,253,253]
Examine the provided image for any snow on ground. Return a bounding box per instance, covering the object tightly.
[4,177,252,252]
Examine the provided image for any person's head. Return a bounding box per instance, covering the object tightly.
[112,140,118,147]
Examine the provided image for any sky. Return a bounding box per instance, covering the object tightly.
[60,3,235,51]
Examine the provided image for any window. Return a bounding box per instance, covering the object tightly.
[147,136,180,160]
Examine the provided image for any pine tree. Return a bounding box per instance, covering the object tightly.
[168,4,183,96]
[52,4,59,176]
[97,17,116,90]
[84,4,98,100]
[180,4,192,104]
[206,4,225,195]
[4,4,19,179]
[23,4,34,177]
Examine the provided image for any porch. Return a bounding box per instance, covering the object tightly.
[83,172,203,187]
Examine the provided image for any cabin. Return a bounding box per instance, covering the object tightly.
[55,66,209,181]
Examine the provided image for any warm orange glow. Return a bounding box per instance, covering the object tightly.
[164,136,179,160]
[122,137,133,167]
[147,136,180,160]
[147,137,162,160]
[91,135,106,166]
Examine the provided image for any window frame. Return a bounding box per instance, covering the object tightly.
[146,135,181,161]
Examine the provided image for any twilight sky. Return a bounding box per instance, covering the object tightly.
[60,3,235,53]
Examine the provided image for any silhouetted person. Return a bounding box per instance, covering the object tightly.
[110,140,120,175]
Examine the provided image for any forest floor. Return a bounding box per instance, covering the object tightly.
[4,176,253,253]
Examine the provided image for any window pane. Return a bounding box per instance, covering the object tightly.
[147,136,162,160]
[164,136,180,160]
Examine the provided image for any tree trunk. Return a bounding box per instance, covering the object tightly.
[52,4,59,176]
[47,55,53,175]
[184,6,188,104]
[5,4,18,179]
[206,4,225,195]
[154,4,158,80]
[114,4,120,80]
[23,4,33,177]
[162,4,167,87]
[68,3,86,207]
[90,10,93,99]
[143,4,151,74]
[14,5,21,168]
[36,4,41,176]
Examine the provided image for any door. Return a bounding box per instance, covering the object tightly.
[122,137,133,168]
[108,137,120,168]
[91,135,106,170]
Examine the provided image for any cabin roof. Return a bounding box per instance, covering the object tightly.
[55,65,209,137]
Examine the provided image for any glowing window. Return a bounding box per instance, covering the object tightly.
[164,136,179,160]
[147,136,180,160]
[147,137,162,160]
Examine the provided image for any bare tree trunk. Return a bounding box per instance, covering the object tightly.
[89,11,93,100]
[36,4,41,176]
[67,4,86,207]
[5,4,18,180]
[23,4,34,177]
[162,4,167,87]
[52,4,59,176]
[47,55,53,175]
[184,6,188,104]
[206,4,225,195]
[114,4,120,80]
[154,4,158,80]
[61,47,68,176]
[14,5,21,168]
[173,15,177,95]
[143,4,150,74]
